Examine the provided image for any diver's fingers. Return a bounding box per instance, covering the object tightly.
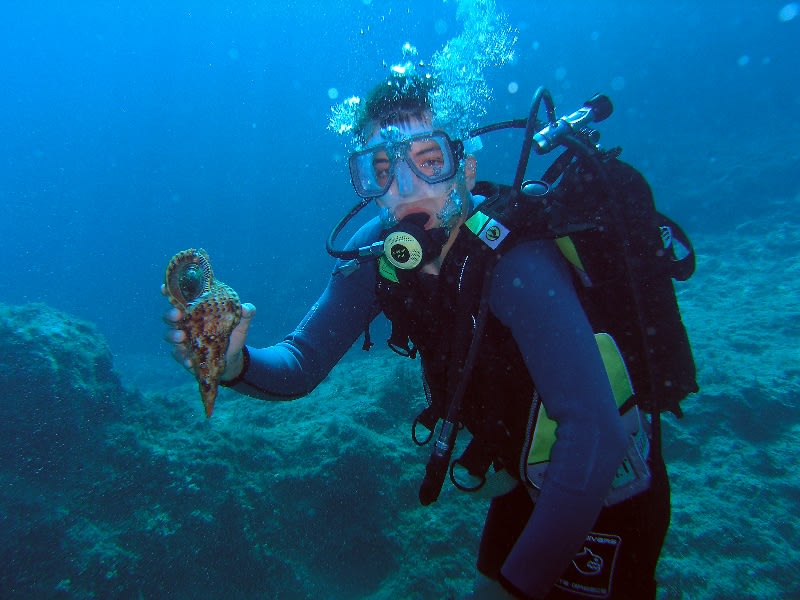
[161,283,173,305]
[161,285,194,374]
[241,302,256,320]
[164,327,186,344]
[164,326,191,370]
[171,344,194,370]
[161,283,184,308]
[163,306,185,325]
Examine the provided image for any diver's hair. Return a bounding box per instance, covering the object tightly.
[356,74,437,143]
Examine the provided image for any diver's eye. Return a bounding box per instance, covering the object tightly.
[410,139,446,177]
[372,155,391,185]
[419,157,445,176]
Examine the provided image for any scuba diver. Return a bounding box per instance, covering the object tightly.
[163,73,696,599]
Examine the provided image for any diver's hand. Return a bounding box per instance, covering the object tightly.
[161,283,256,381]
[218,302,256,380]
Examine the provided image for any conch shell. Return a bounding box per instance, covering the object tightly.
[165,248,242,417]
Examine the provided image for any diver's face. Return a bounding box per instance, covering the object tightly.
[368,118,461,230]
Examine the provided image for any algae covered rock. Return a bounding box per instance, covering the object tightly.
[0,302,127,478]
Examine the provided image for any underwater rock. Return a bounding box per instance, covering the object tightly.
[0,302,127,478]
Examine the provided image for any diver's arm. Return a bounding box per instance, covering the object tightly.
[229,221,382,401]
[488,240,629,599]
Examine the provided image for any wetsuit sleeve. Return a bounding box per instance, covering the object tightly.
[229,221,382,400]
[488,239,629,599]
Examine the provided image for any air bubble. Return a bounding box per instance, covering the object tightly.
[778,3,799,21]
[329,0,517,142]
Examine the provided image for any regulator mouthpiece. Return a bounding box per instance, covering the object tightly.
[383,213,447,271]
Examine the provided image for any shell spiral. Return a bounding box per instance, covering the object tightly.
[165,248,215,311]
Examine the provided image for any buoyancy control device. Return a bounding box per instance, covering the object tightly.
[326,87,698,505]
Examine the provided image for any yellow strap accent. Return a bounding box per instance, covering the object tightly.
[528,333,633,466]
[378,255,399,284]
[555,236,586,272]
[595,332,634,408]
[527,402,557,465]
[465,211,491,236]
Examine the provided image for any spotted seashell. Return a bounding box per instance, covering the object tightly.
[165,248,242,417]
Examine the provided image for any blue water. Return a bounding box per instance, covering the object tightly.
[1,2,799,598]
[2,1,796,355]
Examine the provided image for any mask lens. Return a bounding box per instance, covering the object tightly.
[349,150,393,198]
[405,133,455,184]
[347,131,460,199]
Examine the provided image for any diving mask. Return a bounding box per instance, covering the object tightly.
[348,128,464,199]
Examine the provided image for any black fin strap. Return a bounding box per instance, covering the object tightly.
[455,438,495,480]
[386,318,417,358]
[412,406,439,446]
[361,323,374,351]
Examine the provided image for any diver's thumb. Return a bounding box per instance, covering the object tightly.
[228,302,256,356]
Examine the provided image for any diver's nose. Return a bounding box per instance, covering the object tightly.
[394,161,416,196]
